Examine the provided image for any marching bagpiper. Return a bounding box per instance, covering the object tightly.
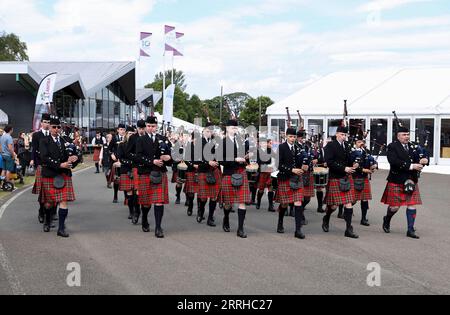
[117,126,137,221]
[92,131,106,174]
[126,120,146,225]
[381,114,429,239]
[255,138,276,212]
[351,133,378,226]
[194,122,221,227]
[39,116,81,237]
[111,124,127,204]
[218,120,251,238]
[31,113,52,225]
[322,125,359,239]
[295,129,314,225]
[184,132,199,217]
[136,116,172,238]
[276,128,307,239]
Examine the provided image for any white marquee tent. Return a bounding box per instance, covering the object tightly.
[266,67,450,165]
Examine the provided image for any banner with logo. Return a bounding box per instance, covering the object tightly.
[33,72,57,131]
[163,84,175,124]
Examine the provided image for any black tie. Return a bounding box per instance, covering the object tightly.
[291,146,295,156]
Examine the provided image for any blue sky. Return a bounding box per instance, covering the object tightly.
[1,0,450,101]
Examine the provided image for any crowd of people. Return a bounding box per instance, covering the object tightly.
[29,111,430,241]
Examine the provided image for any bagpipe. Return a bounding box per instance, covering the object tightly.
[62,136,83,169]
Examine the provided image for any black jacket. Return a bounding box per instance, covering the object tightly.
[117,142,133,173]
[218,136,248,176]
[278,142,302,180]
[31,130,49,166]
[136,133,173,175]
[324,140,353,179]
[194,137,218,173]
[257,148,274,173]
[126,133,141,168]
[40,136,72,178]
[387,141,421,184]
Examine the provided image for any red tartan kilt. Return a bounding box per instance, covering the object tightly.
[40,175,76,204]
[93,148,101,162]
[197,172,221,200]
[183,171,198,194]
[119,173,134,192]
[381,182,422,207]
[257,172,272,191]
[275,179,304,204]
[138,173,169,206]
[302,173,316,198]
[171,170,178,183]
[32,166,42,195]
[354,177,372,201]
[325,177,356,206]
[220,169,251,205]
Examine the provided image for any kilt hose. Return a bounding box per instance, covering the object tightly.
[220,168,251,205]
[197,169,221,200]
[325,177,356,206]
[275,178,304,205]
[354,177,372,201]
[32,165,42,195]
[138,172,169,206]
[381,182,422,207]
[302,172,316,198]
[119,173,134,192]
[183,171,199,195]
[40,174,76,205]
[257,172,272,191]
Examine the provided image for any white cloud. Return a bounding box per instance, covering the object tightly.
[357,0,431,13]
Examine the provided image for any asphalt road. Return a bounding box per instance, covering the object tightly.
[1,167,449,295]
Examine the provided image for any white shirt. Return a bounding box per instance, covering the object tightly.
[92,137,106,146]
[41,129,49,137]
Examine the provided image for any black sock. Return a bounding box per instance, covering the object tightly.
[303,198,311,208]
[238,209,246,231]
[39,203,44,218]
[142,207,150,226]
[268,191,274,205]
[127,195,134,216]
[176,186,182,198]
[58,208,68,231]
[199,200,207,216]
[295,206,304,232]
[251,187,257,202]
[325,206,336,220]
[44,207,52,226]
[317,191,324,209]
[386,207,397,219]
[188,195,194,210]
[95,163,99,172]
[257,191,264,205]
[344,208,354,230]
[113,183,119,200]
[133,195,141,215]
[361,201,369,221]
[278,207,286,226]
[208,201,217,221]
[154,205,164,230]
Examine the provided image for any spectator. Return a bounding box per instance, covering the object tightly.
[17,132,31,179]
[0,125,17,184]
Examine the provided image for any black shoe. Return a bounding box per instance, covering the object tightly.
[223,219,230,233]
[277,224,285,234]
[132,214,140,225]
[237,230,247,239]
[52,214,58,221]
[289,210,295,217]
[107,184,112,189]
[361,219,370,227]
[382,216,391,233]
[230,209,236,213]
[187,207,193,216]
[175,198,181,205]
[268,204,275,212]
[128,214,133,220]
[317,207,325,213]
[43,224,50,233]
[295,231,306,240]
[337,213,344,219]
[57,230,70,238]
[207,219,216,227]
[196,213,204,224]
[407,231,420,239]
[38,214,45,224]
[345,227,359,239]
[113,199,118,204]
[256,204,261,210]
[322,216,330,233]
[155,228,165,238]
[142,224,150,233]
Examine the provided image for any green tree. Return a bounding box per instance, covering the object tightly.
[223,92,252,119]
[0,32,29,61]
[152,69,187,91]
[240,96,274,127]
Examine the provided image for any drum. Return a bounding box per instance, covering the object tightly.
[177,162,188,183]
[246,163,259,183]
[313,167,329,187]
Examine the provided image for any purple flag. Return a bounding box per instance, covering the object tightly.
[140,32,152,40]
[140,32,152,58]
[165,25,176,34]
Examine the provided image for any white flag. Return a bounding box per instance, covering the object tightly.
[163,84,175,124]
[140,32,152,57]
[33,72,57,131]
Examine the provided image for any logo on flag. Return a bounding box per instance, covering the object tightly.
[140,32,152,57]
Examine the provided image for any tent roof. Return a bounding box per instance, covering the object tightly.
[267,67,450,116]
